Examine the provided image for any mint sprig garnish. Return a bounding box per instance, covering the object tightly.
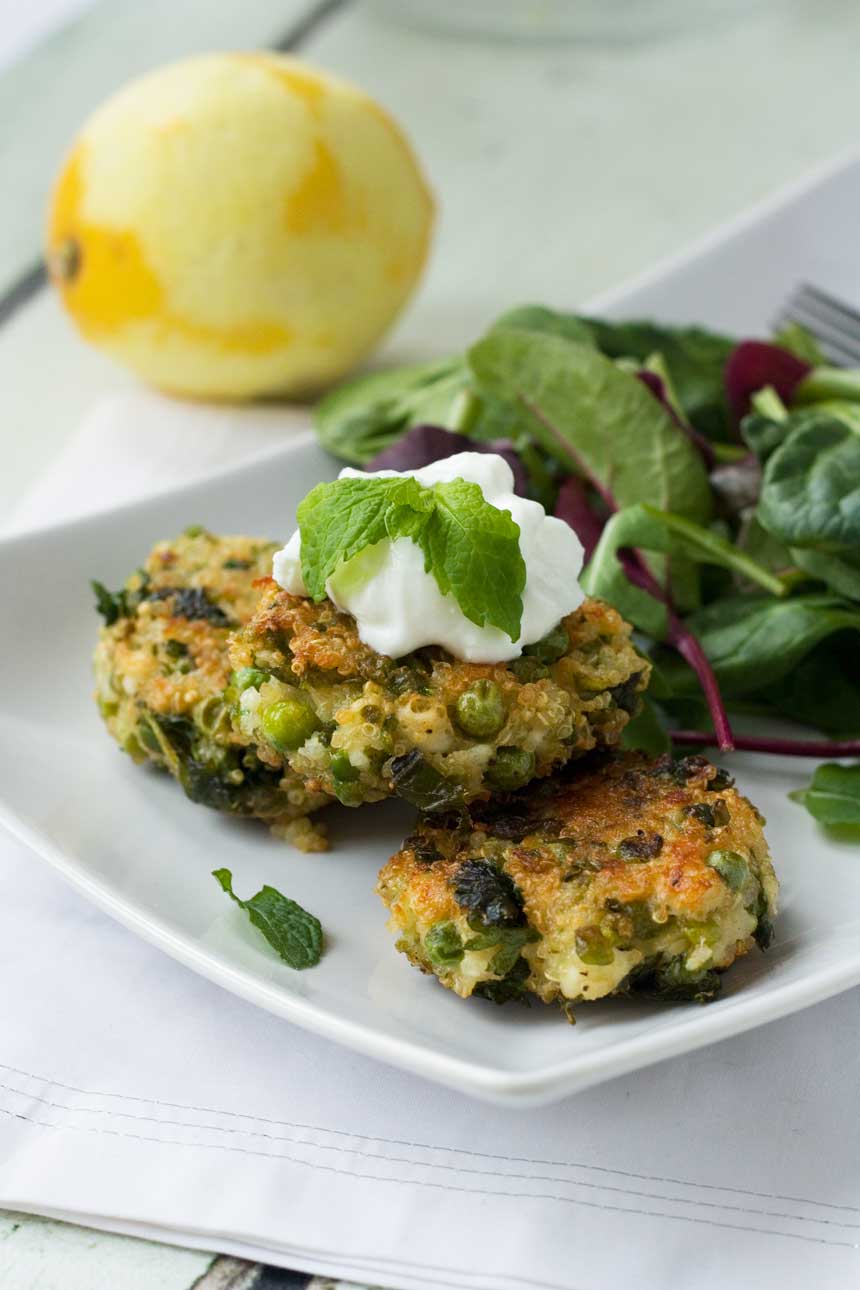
[213,868,323,969]
[296,474,526,641]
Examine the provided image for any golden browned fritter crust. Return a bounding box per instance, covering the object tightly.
[377,752,778,1011]
[93,529,329,850]
[229,581,649,810]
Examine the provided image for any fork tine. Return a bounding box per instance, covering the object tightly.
[777,282,860,366]
[800,281,860,333]
[775,301,860,366]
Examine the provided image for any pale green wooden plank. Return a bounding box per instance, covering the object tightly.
[0,1209,213,1289]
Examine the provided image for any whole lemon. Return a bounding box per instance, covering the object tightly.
[45,53,434,400]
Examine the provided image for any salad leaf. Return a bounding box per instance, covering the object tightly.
[577,316,735,439]
[772,320,826,365]
[468,328,713,523]
[553,475,605,561]
[655,595,860,695]
[581,503,785,638]
[492,303,596,347]
[637,366,716,467]
[791,547,860,601]
[741,412,790,464]
[620,696,672,756]
[297,474,527,641]
[492,307,737,441]
[793,367,860,407]
[757,416,860,553]
[367,423,530,497]
[789,763,860,827]
[724,340,811,428]
[212,869,323,969]
[709,454,761,520]
[762,639,860,736]
[744,399,860,465]
[736,516,793,581]
[314,357,468,465]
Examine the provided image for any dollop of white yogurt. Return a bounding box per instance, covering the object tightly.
[272,452,585,663]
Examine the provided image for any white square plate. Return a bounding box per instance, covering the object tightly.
[3,153,860,1106]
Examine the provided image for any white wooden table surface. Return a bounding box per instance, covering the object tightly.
[3,0,860,1284]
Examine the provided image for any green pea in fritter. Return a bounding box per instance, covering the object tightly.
[377,752,778,1013]
[92,527,328,850]
[229,582,649,813]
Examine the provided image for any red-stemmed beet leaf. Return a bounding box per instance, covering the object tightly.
[367,424,529,496]
[725,340,811,431]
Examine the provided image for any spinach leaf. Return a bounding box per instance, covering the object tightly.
[656,595,860,695]
[389,751,465,813]
[313,356,468,465]
[91,569,152,624]
[790,548,860,601]
[212,869,323,969]
[761,638,860,736]
[789,763,860,827]
[149,586,231,625]
[452,860,525,928]
[91,579,125,626]
[744,399,860,465]
[741,412,789,464]
[758,417,860,553]
[620,696,672,756]
[468,329,712,524]
[630,956,722,1004]
[736,517,793,581]
[474,954,532,1005]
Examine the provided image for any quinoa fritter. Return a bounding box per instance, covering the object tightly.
[93,528,328,850]
[229,582,648,812]
[377,752,778,1011]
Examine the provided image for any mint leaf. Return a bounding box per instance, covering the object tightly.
[212,868,323,969]
[297,476,428,601]
[789,763,860,828]
[419,478,525,640]
[296,474,525,641]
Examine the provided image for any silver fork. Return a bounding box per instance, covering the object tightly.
[775,282,860,367]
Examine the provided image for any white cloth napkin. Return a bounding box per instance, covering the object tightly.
[2,394,860,1290]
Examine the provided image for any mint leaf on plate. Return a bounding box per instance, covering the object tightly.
[789,763,860,828]
[212,868,324,969]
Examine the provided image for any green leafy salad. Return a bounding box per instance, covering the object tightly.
[312,305,860,832]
